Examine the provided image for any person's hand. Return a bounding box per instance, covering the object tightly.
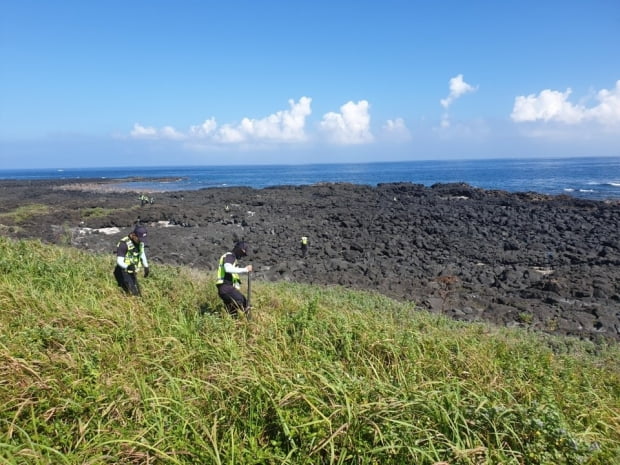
[246,265,253,272]
[127,264,136,273]
[144,267,150,278]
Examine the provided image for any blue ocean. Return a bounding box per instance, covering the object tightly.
[1,156,619,201]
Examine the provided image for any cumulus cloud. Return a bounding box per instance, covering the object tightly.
[511,80,620,127]
[189,117,217,138]
[130,97,312,144]
[227,96,311,142]
[511,89,585,124]
[589,81,620,125]
[440,74,477,109]
[319,100,374,145]
[215,123,246,144]
[129,97,412,148]
[130,124,158,138]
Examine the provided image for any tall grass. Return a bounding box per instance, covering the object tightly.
[0,236,618,464]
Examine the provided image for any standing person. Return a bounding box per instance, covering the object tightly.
[114,225,150,296]
[300,236,309,258]
[216,241,252,317]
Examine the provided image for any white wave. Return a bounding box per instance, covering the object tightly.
[608,182,620,187]
[563,188,574,192]
[579,189,594,193]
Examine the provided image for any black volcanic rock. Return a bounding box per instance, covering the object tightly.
[1,179,619,342]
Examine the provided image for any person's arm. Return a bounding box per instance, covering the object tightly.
[224,262,250,274]
[140,245,150,277]
[116,256,128,269]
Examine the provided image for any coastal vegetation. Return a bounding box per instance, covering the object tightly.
[0,204,51,224]
[1,236,618,464]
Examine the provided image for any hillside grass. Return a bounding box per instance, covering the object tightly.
[0,236,618,465]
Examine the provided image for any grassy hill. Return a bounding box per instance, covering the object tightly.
[0,236,618,464]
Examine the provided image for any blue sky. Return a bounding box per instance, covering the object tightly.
[1,0,619,168]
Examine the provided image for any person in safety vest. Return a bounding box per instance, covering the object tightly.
[300,236,309,258]
[216,241,252,317]
[114,225,150,296]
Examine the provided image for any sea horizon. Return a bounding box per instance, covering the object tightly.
[1,156,619,201]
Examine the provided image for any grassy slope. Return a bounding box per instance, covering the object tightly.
[0,237,618,465]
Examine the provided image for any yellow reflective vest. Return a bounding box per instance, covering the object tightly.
[216,252,241,289]
[117,236,144,272]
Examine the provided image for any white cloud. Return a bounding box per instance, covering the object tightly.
[215,124,246,144]
[511,80,620,127]
[511,89,585,124]
[161,126,186,140]
[587,80,620,126]
[319,100,374,145]
[440,74,477,109]
[381,118,411,141]
[189,118,217,138]
[131,97,312,144]
[130,123,158,138]
[130,123,185,140]
[129,97,413,148]
[226,96,312,142]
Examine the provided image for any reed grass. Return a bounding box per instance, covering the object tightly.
[0,236,618,464]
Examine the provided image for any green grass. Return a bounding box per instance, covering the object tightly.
[0,236,618,464]
[0,204,51,223]
[0,204,139,225]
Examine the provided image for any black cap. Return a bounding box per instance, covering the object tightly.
[232,241,249,258]
[133,225,148,242]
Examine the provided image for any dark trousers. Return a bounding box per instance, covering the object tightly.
[217,283,247,316]
[114,265,140,296]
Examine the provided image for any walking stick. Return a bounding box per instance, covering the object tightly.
[245,271,252,320]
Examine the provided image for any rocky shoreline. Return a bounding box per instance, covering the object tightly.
[1,178,619,342]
